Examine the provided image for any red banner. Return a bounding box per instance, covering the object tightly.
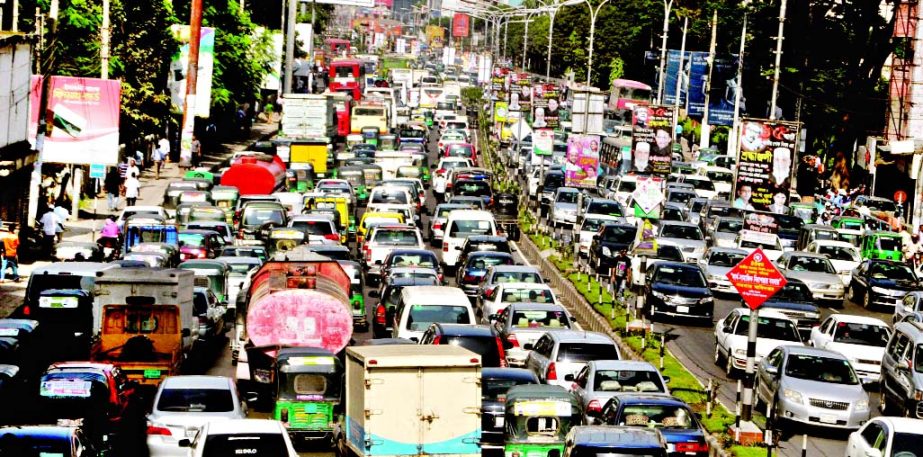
[726,248,787,310]
[453,13,470,37]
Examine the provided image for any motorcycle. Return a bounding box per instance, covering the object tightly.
[96,236,121,261]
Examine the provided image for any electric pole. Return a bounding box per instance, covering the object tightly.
[769,0,787,120]
[284,0,296,94]
[699,10,717,149]
[180,0,203,166]
[101,0,110,79]
[672,16,687,138]
[27,0,59,227]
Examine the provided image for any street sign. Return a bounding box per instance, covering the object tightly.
[894,190,907,204]
[726,248,787,310]
[89,164,105,179]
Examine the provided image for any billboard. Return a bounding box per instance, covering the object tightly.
[631,105,674,175]
[168,25,215,118]
[734,119,799,213]
[29,76,122,165]
[532,83,560,129]
[565,134,601,189]
[452,13,470,37]
[533,128,553,157]
[661,50,742,126]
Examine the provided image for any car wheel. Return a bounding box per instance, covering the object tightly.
[862,290,871,309]
[713,343,723,365]
[879,383,888,414]
[725,351,735,377]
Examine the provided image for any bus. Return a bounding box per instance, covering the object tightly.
[326,38,351,56]
[329,58,364,101]
[608,79,652,111]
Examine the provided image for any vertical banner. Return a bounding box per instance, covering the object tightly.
[452,13,470,37]
[662,49,691,107]
[494,101,509,123]
[734,118,799,212]
[168,26,215,117]
[532,83,560,129]
[565,134,601,189]
[631,105,674,175]
[687,52,742,126]
[29,76,122,165]
[533,128,554,157]
[510,72,531,115]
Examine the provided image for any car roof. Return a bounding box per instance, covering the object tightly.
[569,426,664,448]
[490,265,540,273]
[204,419,284,435]
[547,330,614,344]
[482,367,539,382]
[785,252,829,260]
[31,262,118,275]
[467,251,513,258]
[161,375,233,390]
[653,261,698,270]
[730,307,793,320]
[588,360,659,371]
[783,345,848,359]
[660,221,698,228]
[707,247,748,255]
[616,394,687,406]
[498,282,552,291]
[873,416,923,433]
[507,302,568,312]
[828,314,889,326]
[810,240,857,248]
[433,323,496,336]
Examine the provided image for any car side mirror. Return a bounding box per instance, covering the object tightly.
[181,328,191,337]
[454,246,462,251]
[522,343,533,351]
[864,449,882,457]
[369,290,381,298]
[765,365,779,376]
[662,376,671,384]
[178,439,192,448]
[564,374,575,382]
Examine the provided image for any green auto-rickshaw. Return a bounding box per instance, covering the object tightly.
[337,166,369,204]
[339,260,367,330]
[361,126,380,146]
[379,134,397,151]
[505,385,581,457]
[424,110,434,128]
[789,203,817,224]
[860,230,903,261]
[359,164,383,188]
[179,259,231,303]
[346,134,364,151]
[189,205,227,224]
[211,185,240,224]
[184,170,217,186]
[175,202,211,226]
[247,346,343,443]
[286,167,316,193]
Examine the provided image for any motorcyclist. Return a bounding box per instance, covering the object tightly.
[99,216,121,250]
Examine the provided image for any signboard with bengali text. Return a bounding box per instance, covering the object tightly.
[726,248,787,310]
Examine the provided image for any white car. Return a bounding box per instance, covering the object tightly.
[680,174,717,199]
[433,157,473,198]
[809,314,890,383]
[736,230,784,262]
[609,175,637,207]
[629,242,686,288]
[657,221,707,262]
[714,308,803,376]
[805,240,860,285]
[181,419,298,457]
[481,282,559,322]
[147,376,248,457]
[846,417,923,457]
[701,166,734,198]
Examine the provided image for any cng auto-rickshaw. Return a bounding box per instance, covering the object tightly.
[178,259,231,304]
[361,126,380,146]
[286,167,316,193]
[861,230,903,261]
[379,134,397,151]
[336,166,369,204]
[789,202,817,224]
[184,169,217,186]
[309,196,353,241]
[346,134,364,150]
[247,346,343,443]
[210,185,240,224]
[359,164,383,188]
[504,385,582,457]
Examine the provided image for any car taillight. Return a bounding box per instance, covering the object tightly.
[463,274,477,283]
[586,399,602,414]
[507,333,519,347]
[364,246,372,261]
[443,241,449,252]
[437,168,446,174]
[146,425,172,436]
[21,305,29,316]
[489,197,494,206]
[324,234,340,241]
[375,304,387,324]
[495,337,507,367]
[547,362,557,381]
[238,229,244,238]
[432,335,441,345]
[675,442,709,453]
[433,222,443,230]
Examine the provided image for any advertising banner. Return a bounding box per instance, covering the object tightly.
[662,50,691,107]
[734,119,799,212]
[660,50,742,126]
[533,128,554,157]
[631,176,664,218]
[168,26,215,118]
[452,13,470,37]
[631,105,674,175]
[494,101,509,123]
[565,134,601,189]
[510,73,532,113]
[491,66,509,101]
[29,76,121,166]
[532,83,560,129]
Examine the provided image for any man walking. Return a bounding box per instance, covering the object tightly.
[0,225,21,283]
[152,143,165,179]
[40,205,60,259]
[104,166,121,212]
[158,135,171,163]
[191,135,202,167]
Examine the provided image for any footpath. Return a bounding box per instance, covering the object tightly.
[0,122,279,317]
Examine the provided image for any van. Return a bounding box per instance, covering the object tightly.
[393,286,476,341]
[880,320,923,418]
[442,210,498,270]
[351,104,389,134]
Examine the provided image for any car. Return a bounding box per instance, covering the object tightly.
[380,248,442,284]
[804,240,861,285]
[848,259,920,310]
[665,188,697,205]
[579,198,624,225]
[678,174,717,199]
[184,221,234,244]
[735,229,784,261]
[539,169,566,217]
[576,216,624,258]
[429,203,475,245]
[477,265,543,304]
[192,287,227,340]
[305,244,352,262]
[754,345,870,430]
[896,291,923,325]
[845,416,923,457]
[607,176,638,206]
[701,166,734,197]
[371,276,440,338]
[705,216,743,248]
[490,302,576,367]
[446,195,486,209]
[217,256,261,304]
[525,330,620,388]
[288,215,342,244]
[147,375,247,457]
[809,314,890,384]
[363,225,425,285]
[698,247,748,293]
[392,286,476,341]
[419,324,507,367]
[629,243,687,288]
[657,221,707,262]
[179,419,298,456]
[596,394,709,456]
[776,251,846,302]
[480,368,540,447]
[315,179,356,205]
[39,362,136,436]
[433,157,474,200]
[0,425,99,456]
[441,210,498,271]
[714,308,803,376]
[660,202,688,222]
[456,251,515,297]
[481,282,559,322]
[551,187,581,228]
[643,262,714,322]
[564,426,668,457]
[589,222,639,274]
[236,201,288,245]
[759,278,822,337]
[569,360,671,424]
[880,320,923,417]
[456,235,512,266]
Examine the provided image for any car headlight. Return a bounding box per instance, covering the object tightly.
[694,246,705,254]
[783,388,803,404]
[805,312,820,320]
[830,283,844,291]
[699,297,713,305]
[872,286,904,296]
[709,274,724,282]
[601,246,612,257]
[734,348,747,357]
[855,398,869,411]
[652,291,668,300]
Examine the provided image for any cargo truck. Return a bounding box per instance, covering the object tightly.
[337,345,482,457]
[276,93,338,177]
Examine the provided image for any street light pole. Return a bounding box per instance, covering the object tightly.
[583,0,611,87]
[656,0,673,103]
[545,7,556,80]
[768,0,787,120]
[522,14,531,70]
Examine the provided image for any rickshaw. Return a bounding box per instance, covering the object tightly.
[789,202,816,224]
[189,205,227,223]
[337,166,369,204]
[178,259,231,303]
[184,169,217,186]
[424,110,434,128]
[860,230,903,261]
[268,228,306,256]
[247,346,343,443]
[286,167,316,193]
[379,134,397,151]
[308,196,352,242]
[175,202,211,226]
[123,218,177,252]
[361,126,380,146]
[346,134,364,150]
[359,164,384,188]
[210,185,240,224]
[832,216,864,248]
[504,385,582,457]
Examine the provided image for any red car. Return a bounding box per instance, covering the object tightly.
[444,143,478,166]
[39,362,136,428]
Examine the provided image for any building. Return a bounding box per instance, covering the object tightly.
[0,34,36,226]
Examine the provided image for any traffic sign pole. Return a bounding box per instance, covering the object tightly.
[742,306,758,421]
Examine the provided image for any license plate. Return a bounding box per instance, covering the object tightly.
[676,306,690,313]
[143,369,161,379]
[819,414,837,424]
[494,417,504,427]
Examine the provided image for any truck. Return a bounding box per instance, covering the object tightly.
[339,345,482,457]
[276,93,339,177]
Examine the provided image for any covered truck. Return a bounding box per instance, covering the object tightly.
[338,345,482,457]
[220,153,287,195]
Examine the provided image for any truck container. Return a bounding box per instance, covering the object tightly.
[220,154,287,195]
[341,345,482,457]
[280,93,337,139]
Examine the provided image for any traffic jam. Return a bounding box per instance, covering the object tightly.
[2,48,923,457]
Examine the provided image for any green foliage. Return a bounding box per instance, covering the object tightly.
[461,86,483,108]
[608,56,624,86]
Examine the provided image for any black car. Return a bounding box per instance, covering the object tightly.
[589,223,638,273]
[643,262,713,322]
[457,251,515,297]
[565,426,667,457]
[450,179,493,208]
[371,276,439,338]
[597,395,708,456]
[419,324,507,367]
[759,278,821,339]
[458,235,512,264]
[480,368,539,447]
[539,169,566,217]
[849,259,921,309]
[380,248,442,283]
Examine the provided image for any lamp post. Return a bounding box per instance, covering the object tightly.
[542,0,582,80]
[581,0,611,87]
[656,0,673,103]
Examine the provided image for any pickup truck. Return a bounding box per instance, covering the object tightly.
[361,224,425,286]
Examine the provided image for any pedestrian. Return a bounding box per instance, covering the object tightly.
[152,144,164,179]
[0,225,21,283]
[124,160,141,207]
[191,135,202,167]
[40,205,59,259]
[158,136,171,163]
[104,166,121,212]
[178,144,193,171]
[610,249,632,296]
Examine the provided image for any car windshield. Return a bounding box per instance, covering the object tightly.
[668,191,694,203]
[456,181,491,196]
[687,179,714,191]
[832,322,890,347]
[449,219,493,237]
[594,370,665,393]
[441,160,469,170]
[557,343,619,362]
[443,335,500,366]
[556,191,579,204]
[243,208,284,226]
[290,220,334,236]
[582,218,612,233]
[467,255,512,269]
[661,225,703,240]
[407,305,470,330]
[178,233,205,247]
[436,205,473,218]
[783,354,859,385]
[653,266,707,288]
[662,207,684,221]
[709,252,746,267]
[511,309,571,328]
[654,245,685,262]
[602,225,637,243]
[354,107,384,116]
[390,254,436,268]
[227,263,257,275]
[866,199,897,213]
[869,262,916,281]
[400,129,425,138]
[494,272,542,284]
[371,191,409,204]
[892,432,923,455]
[706,171,733,182]
[391,271,438,281]
[788,256,835,274]
[448,145,473,156]
[372,230,418,245]
[587,201,623,217]
[915,346,923,373]
[708,205,735,218]
[734,316,801,341]
[615,180,636,193]
[202,433,287,456]
[502,288,554,304]
[717,219,743,233]
[618,404,695,429]
[817,245,859,262]
[157,388,234,412]
[771,283,813,302]
[318,182,351,192]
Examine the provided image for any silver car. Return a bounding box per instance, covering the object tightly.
[755,346,870,430]
[491,302,575,367]
[776,252,845,302]
[698,247,748,293]
[657,221,707,262]
[568,360,670,424]
[551,187,581,228]
[525,330,620,388]
[706,216,743,249]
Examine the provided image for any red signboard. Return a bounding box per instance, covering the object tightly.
[725,248,787,310]
[452,13,470,37]
[895,190,907,204]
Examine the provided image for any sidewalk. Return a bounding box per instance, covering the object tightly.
[0,122,279,316]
